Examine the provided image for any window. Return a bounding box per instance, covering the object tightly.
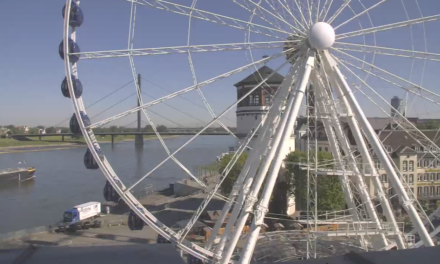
[418,160,422,168]
[424,159,429,168]
[402,161,408,171]
[325,147,328,152]
[418,187,422,196]
[248,95,253,105]
[409,174,414,183]
[417,173,422,181]
[264,90,272,106]
[430,186,435,196]
[388,188,394,196]
[424,173,428,181]
[414,146,421,152]
[430,173,435,181]
[403,174,407,182]
[409,161,414,171]
[255,115,257,120]
[424,187,429,196]
[253,94,260,105]
[437,186,440,195]
[375,161,380,169]
[381,174,387,183]
[319,147,322,151]
[437,173,440,181]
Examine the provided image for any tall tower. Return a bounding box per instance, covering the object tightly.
[234,66,296,156]
[391,96,403,117]
[234,65,284,135]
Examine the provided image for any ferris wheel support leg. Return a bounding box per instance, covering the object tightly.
[237,54,315,264]
[216,57,305,264]
[211,59,301,255]
[310,73,367,248]
[320,52,406,249]
[323,51,434,247]
[312,70,389,249]
[208,60,300,252]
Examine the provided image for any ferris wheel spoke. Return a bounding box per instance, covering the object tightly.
[332,48,440,107]
[270,0,307,32]
[233,0,305,36]
[319,0,333,22]
[71,41,293,60]
[127,0,290,39]
[334,0,389,30]
[326,0,351,24]
[88,49,291,129]
[334,42,440,62]
[336,14,440,40]
[124,58,291,193]
[338,58,440,108]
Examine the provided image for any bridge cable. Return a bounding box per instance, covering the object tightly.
[141,92,206,125]
[52,80,134,127]
[141,77,235,123]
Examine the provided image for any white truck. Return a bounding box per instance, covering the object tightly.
[58,202,102,232]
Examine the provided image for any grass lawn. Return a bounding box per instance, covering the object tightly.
[0,135,173,148]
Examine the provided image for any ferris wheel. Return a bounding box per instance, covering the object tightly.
[61,0,440,263]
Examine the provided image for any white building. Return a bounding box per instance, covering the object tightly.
[38,128,46,135]
[234,65,295,158]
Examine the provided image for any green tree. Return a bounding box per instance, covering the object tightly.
[144,125,154,132]
[218,153,249,196]
[284,150,345,211]
[46,126,56,134]
[157,125,167,132]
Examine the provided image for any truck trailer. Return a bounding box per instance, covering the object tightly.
[58,201,102,232]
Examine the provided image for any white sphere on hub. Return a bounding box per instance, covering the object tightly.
[308,22,335,50]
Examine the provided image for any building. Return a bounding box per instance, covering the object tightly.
[234,65,295,157]
[16,126,30,134]
[391,96,404,117]
[38,128,46,135]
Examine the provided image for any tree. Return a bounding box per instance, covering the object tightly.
[144,125,153,132]
[284,150,346,211]
[218,153,248,196]
[109,126,119,132]
[157,125,167,132]
[46,127,56,134]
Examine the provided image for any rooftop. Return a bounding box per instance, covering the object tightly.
[234,66,284,87]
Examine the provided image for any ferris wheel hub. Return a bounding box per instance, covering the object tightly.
[308,22,335,50]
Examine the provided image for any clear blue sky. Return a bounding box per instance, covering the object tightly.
[1,0,440,128]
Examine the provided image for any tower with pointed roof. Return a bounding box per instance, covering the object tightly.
[234,65,296,156]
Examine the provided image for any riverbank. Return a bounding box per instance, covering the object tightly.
[0,135,179,154]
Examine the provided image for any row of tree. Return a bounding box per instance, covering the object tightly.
[2,124,236,135]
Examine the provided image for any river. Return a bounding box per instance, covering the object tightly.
[0,136,236,233]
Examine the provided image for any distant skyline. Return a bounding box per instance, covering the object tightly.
[1,0,440,128]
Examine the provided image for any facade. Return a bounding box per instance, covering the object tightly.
[234,65,295,157]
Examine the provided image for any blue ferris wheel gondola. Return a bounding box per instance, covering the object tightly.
[84,148,99,170]
[128,210,145,231]
[63,2,84,27]
[69,111,90,134]
[103,181,120,202]
[59,39,81,63]
[61,75,83,98]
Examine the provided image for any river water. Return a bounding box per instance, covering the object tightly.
[0,136,235,233]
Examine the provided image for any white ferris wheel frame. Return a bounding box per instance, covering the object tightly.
[62,0,440,263]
